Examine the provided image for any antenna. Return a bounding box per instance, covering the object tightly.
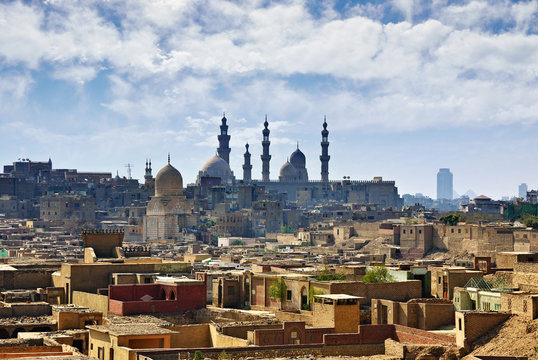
[124,163,134,180]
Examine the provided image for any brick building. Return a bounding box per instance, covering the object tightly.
[108,277,206,315]
[371,298,454,330]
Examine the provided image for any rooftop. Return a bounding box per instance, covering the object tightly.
[87,324,175,336]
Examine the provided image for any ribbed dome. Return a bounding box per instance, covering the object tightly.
[155,164,183,197]
[200,155,234,183]
[290,148,306,168]
[279,161,298,178]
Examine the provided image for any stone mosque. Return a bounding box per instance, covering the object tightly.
[143,154,197,242]
[195,114,402,206]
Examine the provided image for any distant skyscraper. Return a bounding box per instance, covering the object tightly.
[437,168,453,200]
[519,183,528,199]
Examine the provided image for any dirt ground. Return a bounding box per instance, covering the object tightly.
[465,315,538,358]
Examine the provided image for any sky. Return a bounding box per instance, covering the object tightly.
[1,0,537,200]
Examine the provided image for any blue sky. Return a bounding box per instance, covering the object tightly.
[1,0,537,199]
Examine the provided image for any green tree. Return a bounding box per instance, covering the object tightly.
[439,213,463,226]
[231,240,246,246]
[523,215,538,229]
[362,266,395,284]
[280,224,294,233]
[193,350,204,360]
[308,287,325,307]
[269,278,287,309]
[315,268,346,281]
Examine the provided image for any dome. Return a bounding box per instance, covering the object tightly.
[279,161,298,181]
[155,163,183,197]
[199,155,234,184]
[290,148,306,168]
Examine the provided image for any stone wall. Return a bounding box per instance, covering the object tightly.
[72,291,109,316]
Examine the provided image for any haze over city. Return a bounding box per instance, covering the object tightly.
[1,0,537,199]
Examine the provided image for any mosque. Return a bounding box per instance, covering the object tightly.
[194,114,402,206]
[143,154,197,242]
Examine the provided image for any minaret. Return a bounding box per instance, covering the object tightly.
[144,158,153,184]
[320,116,330,182]
[217,113,231,164]
[243,143,252,182]
[261,116,271,181]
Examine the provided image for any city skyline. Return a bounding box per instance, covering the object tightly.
[1,0,537,199]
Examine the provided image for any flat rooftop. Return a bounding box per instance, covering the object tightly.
[87,324,175,336]
[314,294,363,300]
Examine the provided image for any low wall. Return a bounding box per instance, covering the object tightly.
[209,325,249,348]
[72,291,109,316]
[167,325,211,348]
[393,324,455,345]
[138,343,385,360]
[275,310,313,325]
[221,324,282,339]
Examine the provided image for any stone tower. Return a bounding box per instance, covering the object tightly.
[261,116,271,181]
[243,143,252,182]
[320,116,330,182]
[144,158,153,184]
[217,113,231,164]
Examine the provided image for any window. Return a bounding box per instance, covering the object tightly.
[458,229,461,234]
[438,277,442,284]
[410,229,413,234]
[494,304,500,311]
[418,230,422,234]
[287,290,292,301]
[458,318,462,330]
[403,230,406,234]
[451,229,454,233]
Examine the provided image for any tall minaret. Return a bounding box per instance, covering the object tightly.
[217,113,231,164]
[320,116,330,182]
[243,143,252,182]
[261,116,271,181]
[144,158,153,185]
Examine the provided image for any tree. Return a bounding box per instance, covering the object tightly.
[362,266,395,284]
[269,278,287,309]
[280,224,294,233]
[193,351,204,360]
[308,287,325,307]
[315,268,346,281]
[439,213,463,226]
[523,215,538,229]
[231,240,246,246]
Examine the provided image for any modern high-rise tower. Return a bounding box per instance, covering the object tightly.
[320,116,330,182]
[217,113,231,164]
[519,183,528,199]
[243,143,252,182]
[261,116,271,181]
[437,168,453,200]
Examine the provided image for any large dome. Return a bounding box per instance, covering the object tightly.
[279,161,298,182]
[290,148,306,168]
[155,163,183,197]
[199,155,234,183]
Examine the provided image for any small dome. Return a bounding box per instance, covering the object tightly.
[155,163,183,197]
[200,155,234,184]
[290,148,306,168]
[279,161,298,180]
